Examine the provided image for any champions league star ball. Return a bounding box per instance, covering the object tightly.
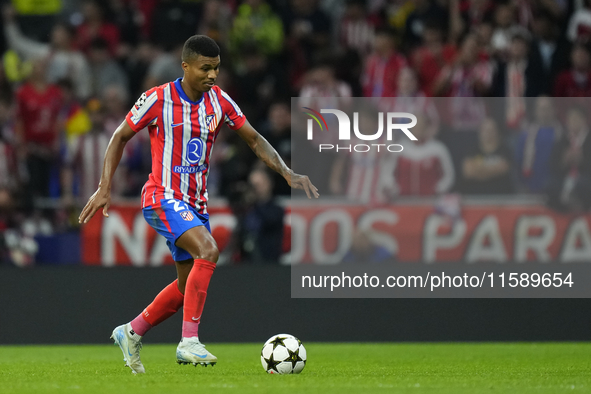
[261,334,307,374]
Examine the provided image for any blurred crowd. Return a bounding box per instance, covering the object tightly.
[1,0,591,264]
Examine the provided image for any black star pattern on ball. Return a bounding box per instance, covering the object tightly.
[264,353,281,373]
[269,336,287,350]
[287,347,303,370]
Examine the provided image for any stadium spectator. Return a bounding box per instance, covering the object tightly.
[197,0,233,45]
[75,0,121,57]
[241,166,286,263]
[9,0,63,42]
[142,43,184,91]
[14,58,63,202]
[378,113,454,198]
[515,96,562,193]
[491,28,544,130]
[567,0,591,43]
[362,27,408,97]
[401,0,448,52]
[338,0,377,57]
[87,38,129,99]
[259,102,293,196]
[121,41,154,104]
[229,0,284,58]
[328,107,386,202]
[63,99,126,203]
[553,41,591,97]
[410,20,457,96]
[58,79,91,143]
[547,105,591,212]
[3,6,91,100]
[432,33,493,98]
[460,118,513,195]
[490,1,520,57]
[388,67,439,137]
[299,63,353,111]
[150,0,200,50]
[529,10,569,95]
[108,0,141,49]
[450,0,495,41]
[234,46,289,124]
[283,0,332,79]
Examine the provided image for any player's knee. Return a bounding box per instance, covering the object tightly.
[198,243,219,264]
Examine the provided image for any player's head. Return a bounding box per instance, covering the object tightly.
[181,35,221,93]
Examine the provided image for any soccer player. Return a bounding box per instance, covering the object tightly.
[78,35,318,374]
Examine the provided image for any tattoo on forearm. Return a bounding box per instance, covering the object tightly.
[251,134,288,176]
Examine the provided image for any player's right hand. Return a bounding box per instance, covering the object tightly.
[78,188,111,224]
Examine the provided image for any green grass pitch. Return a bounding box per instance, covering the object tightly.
[0,343,589,394]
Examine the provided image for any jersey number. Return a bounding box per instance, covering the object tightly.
[167,199,189,212]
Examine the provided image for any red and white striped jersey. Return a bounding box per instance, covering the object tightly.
[125,78,246,214]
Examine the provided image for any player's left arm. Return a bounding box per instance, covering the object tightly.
[235,120,319,199]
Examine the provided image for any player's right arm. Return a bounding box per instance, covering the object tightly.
[78,120,135,224]
[79,88,161,223]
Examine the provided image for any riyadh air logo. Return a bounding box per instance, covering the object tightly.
[303,108,418,153]
[175,138,208,173]
[186,138,204,164]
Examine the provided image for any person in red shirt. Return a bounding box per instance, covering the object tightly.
[78,35,318,374]
[378,113,454,198]
[362,27,407,97]
[410,21,457,96]
[15,58,63,200]
[553,41,591,97]
[75,0,121,57]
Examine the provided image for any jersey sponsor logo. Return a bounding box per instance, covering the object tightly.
[173,164,207,173]
[171,122,186,128]
[186,138,204,164]
[180,211,194,221]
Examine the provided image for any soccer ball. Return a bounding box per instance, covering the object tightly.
[261,334,307,374]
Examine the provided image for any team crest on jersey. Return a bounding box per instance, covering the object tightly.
[206,113,219,132]
[180,211,194,221]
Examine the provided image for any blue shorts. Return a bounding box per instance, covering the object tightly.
[143,199,211,262]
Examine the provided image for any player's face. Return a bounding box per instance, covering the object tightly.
[182,55,221,92]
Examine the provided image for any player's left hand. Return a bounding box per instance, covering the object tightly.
[286,171,319,199]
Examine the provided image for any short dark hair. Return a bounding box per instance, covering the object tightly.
[182,35,220,62]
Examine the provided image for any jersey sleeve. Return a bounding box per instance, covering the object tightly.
[218,88,246,130]
[126,88,161,132]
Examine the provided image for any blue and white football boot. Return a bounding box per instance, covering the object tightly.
[176,337,217,366]
[111,323,145,374]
